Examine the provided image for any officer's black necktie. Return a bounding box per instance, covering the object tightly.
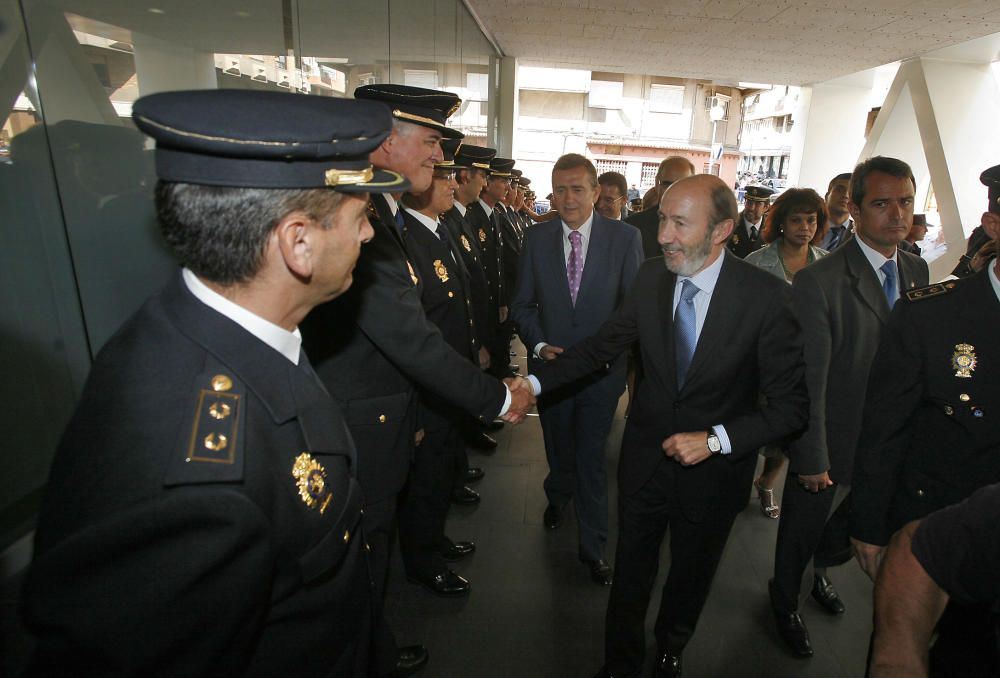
[750,225,759,241]
[393,208,405,237]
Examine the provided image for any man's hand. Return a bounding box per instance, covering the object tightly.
[501,376,536,424]
[662,431,713,466]
[499,305,509,323]
[539,344,564,361]
[798,471,834,493]
[414,429,425,446]
[478,346,491,370]
[852,537,885,581]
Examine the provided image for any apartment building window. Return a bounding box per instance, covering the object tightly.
[596,159,627,175]
[641,162,659,188]
[404,69,438,89]
[649,84,684,114]
[589,80,624,109]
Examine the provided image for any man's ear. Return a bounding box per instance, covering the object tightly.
[848,200,862,224]
[274,211,315,280]
[712,218,734,245]
[981,212,1000,241]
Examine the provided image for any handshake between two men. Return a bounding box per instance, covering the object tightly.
[500,375,536,425]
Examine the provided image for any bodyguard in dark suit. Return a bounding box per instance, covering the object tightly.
[301,85,535,677]
[726,185,773,258]
[819,173,855,251]
[20,90,400,676]
[511,153,643,585]
[850,166,1000,677]
[528,175,808,678]
[770,156,929,658]
[626,156,694,259]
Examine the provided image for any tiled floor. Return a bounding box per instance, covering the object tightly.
[384,350,875,678]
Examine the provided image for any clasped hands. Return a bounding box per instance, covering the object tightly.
[662,431,713,466]
[500,376,536,424]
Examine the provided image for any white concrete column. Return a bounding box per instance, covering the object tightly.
[132,32,217,96]
[496,56,518,157]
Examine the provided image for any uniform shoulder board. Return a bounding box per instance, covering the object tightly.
[904,280,959,303]
[164,368,246,486]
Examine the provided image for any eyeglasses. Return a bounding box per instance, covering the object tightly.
[433,170,456,180]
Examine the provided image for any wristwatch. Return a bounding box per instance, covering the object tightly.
[706,431,722,454]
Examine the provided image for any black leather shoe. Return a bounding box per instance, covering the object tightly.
[441,537,476,562]
[451,486,480,505]
[811,574,846,614]
[772,609,813,657]
[465,467,485,483]
[395,645,428,676]
[654,651,683,678]
[583,559,613,586]
[408,570,470,597]
[483,420,504,432]
[543,504,563,530]
[467,431,498,451]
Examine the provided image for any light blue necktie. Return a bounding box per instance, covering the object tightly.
[674,279,700,388]
[881,260,898,309]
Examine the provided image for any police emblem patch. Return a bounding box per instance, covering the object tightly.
[952,343,977,378]
[461,235,472,252]
[407,260,418,286]
[478,228,487,243]
[434,259,449,283]
[292,452,333,514]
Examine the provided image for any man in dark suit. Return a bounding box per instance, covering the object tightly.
[467,157,516,378]
[301,85,535,677]
[626,156,695,259]
[898,213,927,256]
[511,153,643,586]
[770,156,929,659]
[527,174,809,678]
[851,164,1000,677]
[819,172,855,251]
[20,90,399,676]
[726,185,773,258]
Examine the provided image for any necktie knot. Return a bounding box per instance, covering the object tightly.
[680,279,700,303]
[569,230,582,246]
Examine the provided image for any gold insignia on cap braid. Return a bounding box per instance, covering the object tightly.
[472,162,492,169]
[324,166,375,187]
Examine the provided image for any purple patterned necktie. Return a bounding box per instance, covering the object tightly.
[567,230,583,305]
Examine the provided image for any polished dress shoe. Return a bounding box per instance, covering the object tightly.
[772,608,813,657]
[811,574,846,614]
[395,645,429,676]
[483,420,504,432]
[408,569,470,597]
[451,486,481,505]
[654,652,683,678]
[583,558,613,586]
[543,504,563,530]
[466,430,498,451]
[441,537,476,562]
[465,466,485,483]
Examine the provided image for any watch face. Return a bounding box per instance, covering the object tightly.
[707,435,722,453]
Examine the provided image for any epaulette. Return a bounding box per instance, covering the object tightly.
[165,367,246,486]
[904,279,959,302]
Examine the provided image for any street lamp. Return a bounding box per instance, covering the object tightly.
[708,99,726,177]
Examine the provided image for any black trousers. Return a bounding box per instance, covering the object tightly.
[397,412,462,580]
[605,458,738,674]
[364,495,400,677]
[771,475,853,614]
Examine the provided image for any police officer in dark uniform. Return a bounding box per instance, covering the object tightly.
[851,163,1000,678]
[467,157,516,379]
[19,89,402,676]
[301,84,535,677]
[399,143,481,594]
[951,167,1000,278]
[727,185,774,258]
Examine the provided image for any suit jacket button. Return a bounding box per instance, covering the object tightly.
[916,489,925,498]
[378,414,387,423]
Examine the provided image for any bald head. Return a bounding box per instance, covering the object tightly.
[658,174,736,276]
[655,156,697,202]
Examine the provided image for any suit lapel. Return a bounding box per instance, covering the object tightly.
[897,250,923,292]
[576,215,608,305]
[844,239,889,323]
[548,222,574,307]
[683,254,747,389]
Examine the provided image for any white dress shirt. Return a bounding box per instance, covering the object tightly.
[382,193,400,219]
[477,198,494,218]
[988,259,1000,302]
[182,268,301,365]
[453,200,467,217]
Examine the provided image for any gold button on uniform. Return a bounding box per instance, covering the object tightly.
[944,405,954,415]
[448,291,454,298]
[916,489,925,497]
[211,374,233,392]
[343,530,350,543]
[378,414,387,423]
[959,393,971,402]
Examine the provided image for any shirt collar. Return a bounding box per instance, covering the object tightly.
[830,217,851,230]
[182,268,302,365]
[677,249,726,296]
[477,198,493,217]
[854,233,897,272]
[453,200,467,217]
[562,211,595,241]
[382,193,399,217]
[988,258,1000,303]
[403,207,440,236]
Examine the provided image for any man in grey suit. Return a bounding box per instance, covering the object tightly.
[511,153,643,585]
[770,156,929,658]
